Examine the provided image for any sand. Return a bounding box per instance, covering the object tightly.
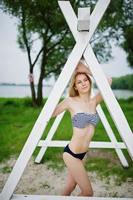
[0,157,133,198]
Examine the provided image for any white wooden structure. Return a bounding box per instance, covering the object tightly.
[35,0,133,167]
[77,7,90,31]
[0,1,133,200]
[10,195,133,200]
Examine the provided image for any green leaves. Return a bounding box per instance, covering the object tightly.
[112,74,133,90]
[0,0,132,70]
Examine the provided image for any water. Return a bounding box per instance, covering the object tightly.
[0,85,52,98]
[0,85,133,99]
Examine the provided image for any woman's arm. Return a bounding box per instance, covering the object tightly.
[93,77,112,105]
[75,61,112,105]
[52,97,70,117]
[76,61,92,76]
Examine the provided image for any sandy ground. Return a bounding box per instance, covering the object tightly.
[0,157,133,198]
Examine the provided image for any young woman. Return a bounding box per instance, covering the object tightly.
[52,61,112,196]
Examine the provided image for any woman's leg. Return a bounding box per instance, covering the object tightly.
[61,170,76,195]
[63,152,93,197]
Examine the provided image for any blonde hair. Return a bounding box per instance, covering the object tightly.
[68,71,92,97]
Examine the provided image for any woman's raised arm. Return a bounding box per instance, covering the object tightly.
[52,97,70,117]
[93,77,112,105]
[75,61,92,76]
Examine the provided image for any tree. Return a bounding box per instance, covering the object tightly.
[0,0,73,106]
[0,0,132,106]
[111,74,133,90]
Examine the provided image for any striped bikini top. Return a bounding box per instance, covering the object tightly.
[72,112,99,128]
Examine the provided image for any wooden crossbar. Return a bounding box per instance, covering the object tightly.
[37,140,127,149]
[11,194,133,200]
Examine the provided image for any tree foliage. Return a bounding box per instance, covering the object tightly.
[112,74,133,90]
[0,0,132,105]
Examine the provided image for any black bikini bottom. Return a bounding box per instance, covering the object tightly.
[64,144,87,160]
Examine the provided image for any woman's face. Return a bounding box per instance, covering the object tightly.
[74,73,91,95]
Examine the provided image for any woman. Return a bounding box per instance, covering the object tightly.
[52,61,112,196]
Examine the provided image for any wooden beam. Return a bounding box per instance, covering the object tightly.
[84,45,133,160]
[11,194,133,200]
[35,112,65,163]
[0,40,91,200]
[37,140,126,149]
[59,0,133,161]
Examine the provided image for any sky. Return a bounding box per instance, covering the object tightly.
[0,12,133,85]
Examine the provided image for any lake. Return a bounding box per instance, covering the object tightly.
[0,85,133,99]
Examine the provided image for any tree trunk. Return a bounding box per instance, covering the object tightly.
[20,4,38,107]
[30,81,37,106]
[36,72,44,106]
[36,48,46,106]
[28,71,37,106]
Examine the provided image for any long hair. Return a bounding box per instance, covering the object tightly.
[68,71,92,97]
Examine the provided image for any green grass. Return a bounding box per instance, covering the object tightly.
[86,151,133,184]
[0,97,133,183]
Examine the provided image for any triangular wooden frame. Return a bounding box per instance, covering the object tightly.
[0,1,133,200]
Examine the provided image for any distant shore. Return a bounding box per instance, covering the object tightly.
[0,83,52,87]
[0,84,133,99]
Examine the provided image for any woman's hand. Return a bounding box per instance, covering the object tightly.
[107,77,112,86]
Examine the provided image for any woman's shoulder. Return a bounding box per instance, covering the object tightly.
[64,96,77,109]
[65,96,74,104]
[61,96,72,106]
[91,93,103,105]
[66,96,78,103]
[65,97,78,113]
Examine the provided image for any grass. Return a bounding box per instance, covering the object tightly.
[86,153,133,184]
[0,97,133,183]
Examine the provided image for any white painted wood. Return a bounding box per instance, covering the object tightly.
[58,1,79,40]
[11,194,133,200]
[58,0,111,42]
[0,39,91,200]
[35,112,65,163]
[59,0,133,160]
[1,9,102,198]
[36,64,129,166]
[2,1,131,200]
[36,105,128,166]
[58,0,129,167]
[37,140,126,149]
[96,105,129,167]
[77,7,90,31]
[36,0,128,167]
[36,102,128,166]
[84,45,133,160]
[36,0,109,164]
[35,70,128,166]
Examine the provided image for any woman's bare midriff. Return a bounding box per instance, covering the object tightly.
[69,125,95,153]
